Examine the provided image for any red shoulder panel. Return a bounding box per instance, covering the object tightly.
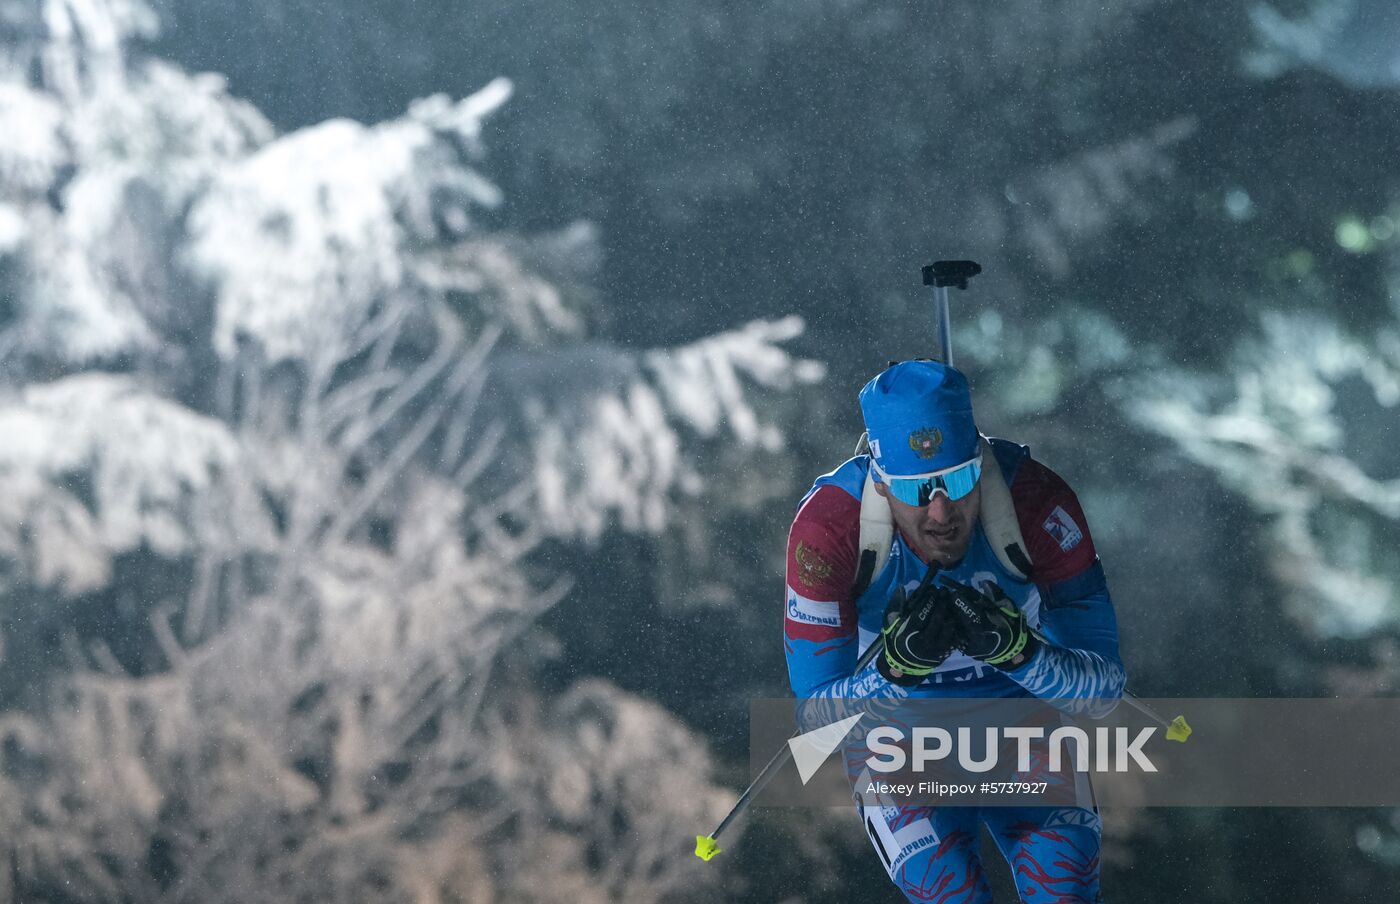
[784,486,860,641]
[1008,456,1098,585]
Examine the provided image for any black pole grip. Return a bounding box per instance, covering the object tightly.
[922,260,982,290]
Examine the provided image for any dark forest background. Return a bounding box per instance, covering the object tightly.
[1,0,1399,900]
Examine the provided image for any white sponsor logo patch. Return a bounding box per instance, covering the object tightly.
[1042,505,1084,552]
[786,587,843,627]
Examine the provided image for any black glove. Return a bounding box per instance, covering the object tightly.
[876,575,962,687]
[942,578,1039,671]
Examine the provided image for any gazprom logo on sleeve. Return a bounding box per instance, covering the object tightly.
[786,587,843,627]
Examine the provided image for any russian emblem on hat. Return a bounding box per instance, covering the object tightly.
[908,427,942,459]
[858,360,979,476]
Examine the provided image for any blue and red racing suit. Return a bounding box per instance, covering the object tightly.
[784,438,1125,903]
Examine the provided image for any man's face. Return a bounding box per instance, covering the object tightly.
[875,479,981,567]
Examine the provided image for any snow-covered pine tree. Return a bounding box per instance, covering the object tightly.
[1132,311,1400,641]
[0,2,822,900]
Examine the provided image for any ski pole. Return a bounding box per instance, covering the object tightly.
[694,633,889,863]
[1121,694,1192,740]
[696,501,952,861]
[1024,632,1190,741]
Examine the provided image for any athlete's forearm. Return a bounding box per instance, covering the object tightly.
[1004,641,1125,717]
[1007,563,1125,716]
[795,652,911,732]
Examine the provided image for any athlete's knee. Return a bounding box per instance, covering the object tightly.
[1004,821,1102,903]
[889,831,991,904]
[861,802,993,904]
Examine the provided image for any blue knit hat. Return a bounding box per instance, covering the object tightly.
[859,360,979,477]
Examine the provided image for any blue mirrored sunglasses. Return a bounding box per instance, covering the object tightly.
[877,457,982,506]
